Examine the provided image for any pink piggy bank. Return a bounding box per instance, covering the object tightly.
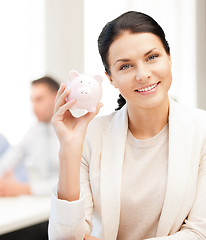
[65,70,103,113]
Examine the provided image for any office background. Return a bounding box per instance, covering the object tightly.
[0,0,205,145]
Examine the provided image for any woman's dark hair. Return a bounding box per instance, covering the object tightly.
[98,11,170,110]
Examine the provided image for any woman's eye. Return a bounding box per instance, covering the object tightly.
[147,54,159,62]
[120,64,132,70]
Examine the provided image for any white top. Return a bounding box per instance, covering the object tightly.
[117,124,169,239]
[0,122,59,195]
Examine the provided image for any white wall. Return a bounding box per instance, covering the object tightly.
[0,0,33,145]
[45,0,84,82]
[29,0,46,79]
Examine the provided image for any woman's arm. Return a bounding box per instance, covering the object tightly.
[48,83,102,240]
[52,83,102,201]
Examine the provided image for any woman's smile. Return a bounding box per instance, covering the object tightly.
[135,81,161,95]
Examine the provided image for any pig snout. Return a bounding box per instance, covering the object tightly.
[76,87,93,103]
[80,89,89,95]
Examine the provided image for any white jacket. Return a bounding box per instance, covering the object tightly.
[49,98,206,239]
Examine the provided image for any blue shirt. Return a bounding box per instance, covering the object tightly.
[0,134,10,156]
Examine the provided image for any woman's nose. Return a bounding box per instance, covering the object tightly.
[136,64,150,81]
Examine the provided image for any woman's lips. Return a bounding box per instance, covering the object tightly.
[134,81,160,95]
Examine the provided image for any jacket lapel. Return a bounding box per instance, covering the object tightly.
[100,105,128,240]
[156,99,193,236]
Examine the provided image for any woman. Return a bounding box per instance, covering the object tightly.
[48,11,206,239]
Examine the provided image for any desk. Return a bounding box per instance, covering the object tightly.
[0,196,51,235]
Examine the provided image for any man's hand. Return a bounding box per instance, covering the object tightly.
[84,233,101,240]
[0,170,31,196]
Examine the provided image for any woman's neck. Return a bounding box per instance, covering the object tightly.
[127,97,169,140]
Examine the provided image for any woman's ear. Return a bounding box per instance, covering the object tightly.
[105,72,118,88]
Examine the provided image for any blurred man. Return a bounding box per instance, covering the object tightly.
[0,76,60,196]
[0,134,10,156]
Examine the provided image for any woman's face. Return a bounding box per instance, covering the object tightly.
[107,31,172,109]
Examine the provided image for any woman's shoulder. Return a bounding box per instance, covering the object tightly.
[182,104,206,125]
[87,104,128,137]
[172,99,206,130]
[87,111,117,137]
[82,111,118,158]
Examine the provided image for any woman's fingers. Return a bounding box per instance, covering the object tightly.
[82,103,104,123]
[84,234,100,240]
[96,103,104,114]
[53,99,76,120]
[54,87,71,114]
[55,83,66,103]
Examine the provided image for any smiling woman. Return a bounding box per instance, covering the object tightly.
[98,11,171,112]
[107,32,172,113]
[48,11,206,240]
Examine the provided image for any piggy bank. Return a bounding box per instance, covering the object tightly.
[65,70,103,113]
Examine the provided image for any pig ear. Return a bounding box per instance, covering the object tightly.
[93,75,103,85]
[68,70,80,81]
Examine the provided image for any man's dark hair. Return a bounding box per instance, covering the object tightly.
[31,76,60,92]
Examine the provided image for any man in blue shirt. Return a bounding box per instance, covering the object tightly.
[0,134,10,156]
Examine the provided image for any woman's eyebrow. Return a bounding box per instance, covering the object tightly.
[114,48,159,66]
[114,58,130,65]
[144,48,158,56]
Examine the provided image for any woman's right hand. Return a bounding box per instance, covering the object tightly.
[51,83,103,145]
[52,83,103,201]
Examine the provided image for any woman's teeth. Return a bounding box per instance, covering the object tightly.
[137,83,158,92]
